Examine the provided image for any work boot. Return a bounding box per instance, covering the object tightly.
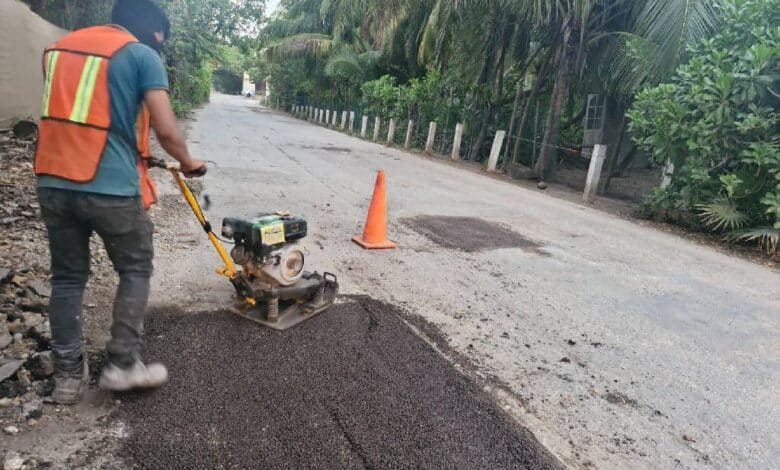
[52,360,89,405]
[98,361,168,392]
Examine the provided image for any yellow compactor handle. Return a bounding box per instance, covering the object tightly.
[151,158,237,280]
[168,169,239,280]
[151,158,256,306]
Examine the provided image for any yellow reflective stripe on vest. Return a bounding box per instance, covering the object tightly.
[41,51,61,118]
[69,56,103,123]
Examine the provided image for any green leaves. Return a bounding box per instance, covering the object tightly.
[698,199,751,231]
[629,0,779,253]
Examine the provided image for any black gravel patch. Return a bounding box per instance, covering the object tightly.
[402,215,548,254]
[298,144,352,153]
[115,296,560,469]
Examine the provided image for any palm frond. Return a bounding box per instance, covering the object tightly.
[324,48,364,77]
[633,0,723,80]
[697,200,750,232]
[727,227,780,255]
[265,33,334,60]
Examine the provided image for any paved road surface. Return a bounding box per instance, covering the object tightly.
[148,94,779,469]
[118,299,560,469]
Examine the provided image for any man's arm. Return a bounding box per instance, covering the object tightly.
[144,89,205,176]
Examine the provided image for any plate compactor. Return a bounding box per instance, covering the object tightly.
[150,158,338,330]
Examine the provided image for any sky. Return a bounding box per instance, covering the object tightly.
[267,0,281,15]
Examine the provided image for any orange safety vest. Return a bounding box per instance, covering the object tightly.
[34,25,157,209]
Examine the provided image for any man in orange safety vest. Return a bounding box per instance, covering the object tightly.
[35,0,206,404]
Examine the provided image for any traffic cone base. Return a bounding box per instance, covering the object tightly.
[353,170,397,250]
[352,235,397,250]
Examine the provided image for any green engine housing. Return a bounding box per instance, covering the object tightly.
[221,214,307,257]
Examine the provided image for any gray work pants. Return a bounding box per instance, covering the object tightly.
[38,187,154,372]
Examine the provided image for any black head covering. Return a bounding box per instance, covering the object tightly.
[111,0,171,52]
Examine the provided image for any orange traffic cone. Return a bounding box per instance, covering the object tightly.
[352,170,397,249]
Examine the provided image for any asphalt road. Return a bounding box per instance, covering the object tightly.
[117,298,559,469]
[146,94,779,469]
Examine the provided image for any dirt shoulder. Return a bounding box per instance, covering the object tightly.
[0,127,200,468]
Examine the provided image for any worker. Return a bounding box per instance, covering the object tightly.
[35,0,205,404]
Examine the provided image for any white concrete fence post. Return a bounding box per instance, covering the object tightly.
[349,111,356,134]
[361,116,369,138]
[373,117,381,142]
[451,123,464,161]
[386,119,396,146]
[584,144,607,202]
[425,122,437,153]
[404,120,414,149]
[341,111,348,129]
[332,110,338,127]
[661,161,675,189]
[486,130,506,173]
[325,110,330,126]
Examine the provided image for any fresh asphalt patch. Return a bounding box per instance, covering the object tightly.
[114,296,560,469]
[402,215,549,255]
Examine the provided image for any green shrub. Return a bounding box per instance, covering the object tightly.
[628,0,779,254]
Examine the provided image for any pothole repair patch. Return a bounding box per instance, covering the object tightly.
[114,296,560,469]
[298,144,352,153]
[402,215,548,254]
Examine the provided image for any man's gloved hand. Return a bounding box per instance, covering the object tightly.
[181,158,207,178]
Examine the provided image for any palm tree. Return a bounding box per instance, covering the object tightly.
[523,0,723,181]
[264,0,724,174]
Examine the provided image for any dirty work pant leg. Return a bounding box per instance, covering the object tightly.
[38,188,154,370]
[38,188,91,373]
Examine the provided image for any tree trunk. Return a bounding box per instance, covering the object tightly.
[505,80,525,160]
[468,110,489,161]
[615,144,638,176]
[512,56,552,165]
[534,22,575,181]
[598,113,628,194]
[470,16,510,163]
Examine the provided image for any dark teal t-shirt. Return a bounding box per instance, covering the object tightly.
[38,42,169,196]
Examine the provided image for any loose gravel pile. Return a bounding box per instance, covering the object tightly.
[116,296,560,469]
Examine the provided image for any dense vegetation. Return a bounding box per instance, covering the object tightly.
[629,0,779,253]
[261,1,722,171]
[22,0,264,115]
[260,0,778,253]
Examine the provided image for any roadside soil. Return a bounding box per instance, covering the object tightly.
[0,127,205,468]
